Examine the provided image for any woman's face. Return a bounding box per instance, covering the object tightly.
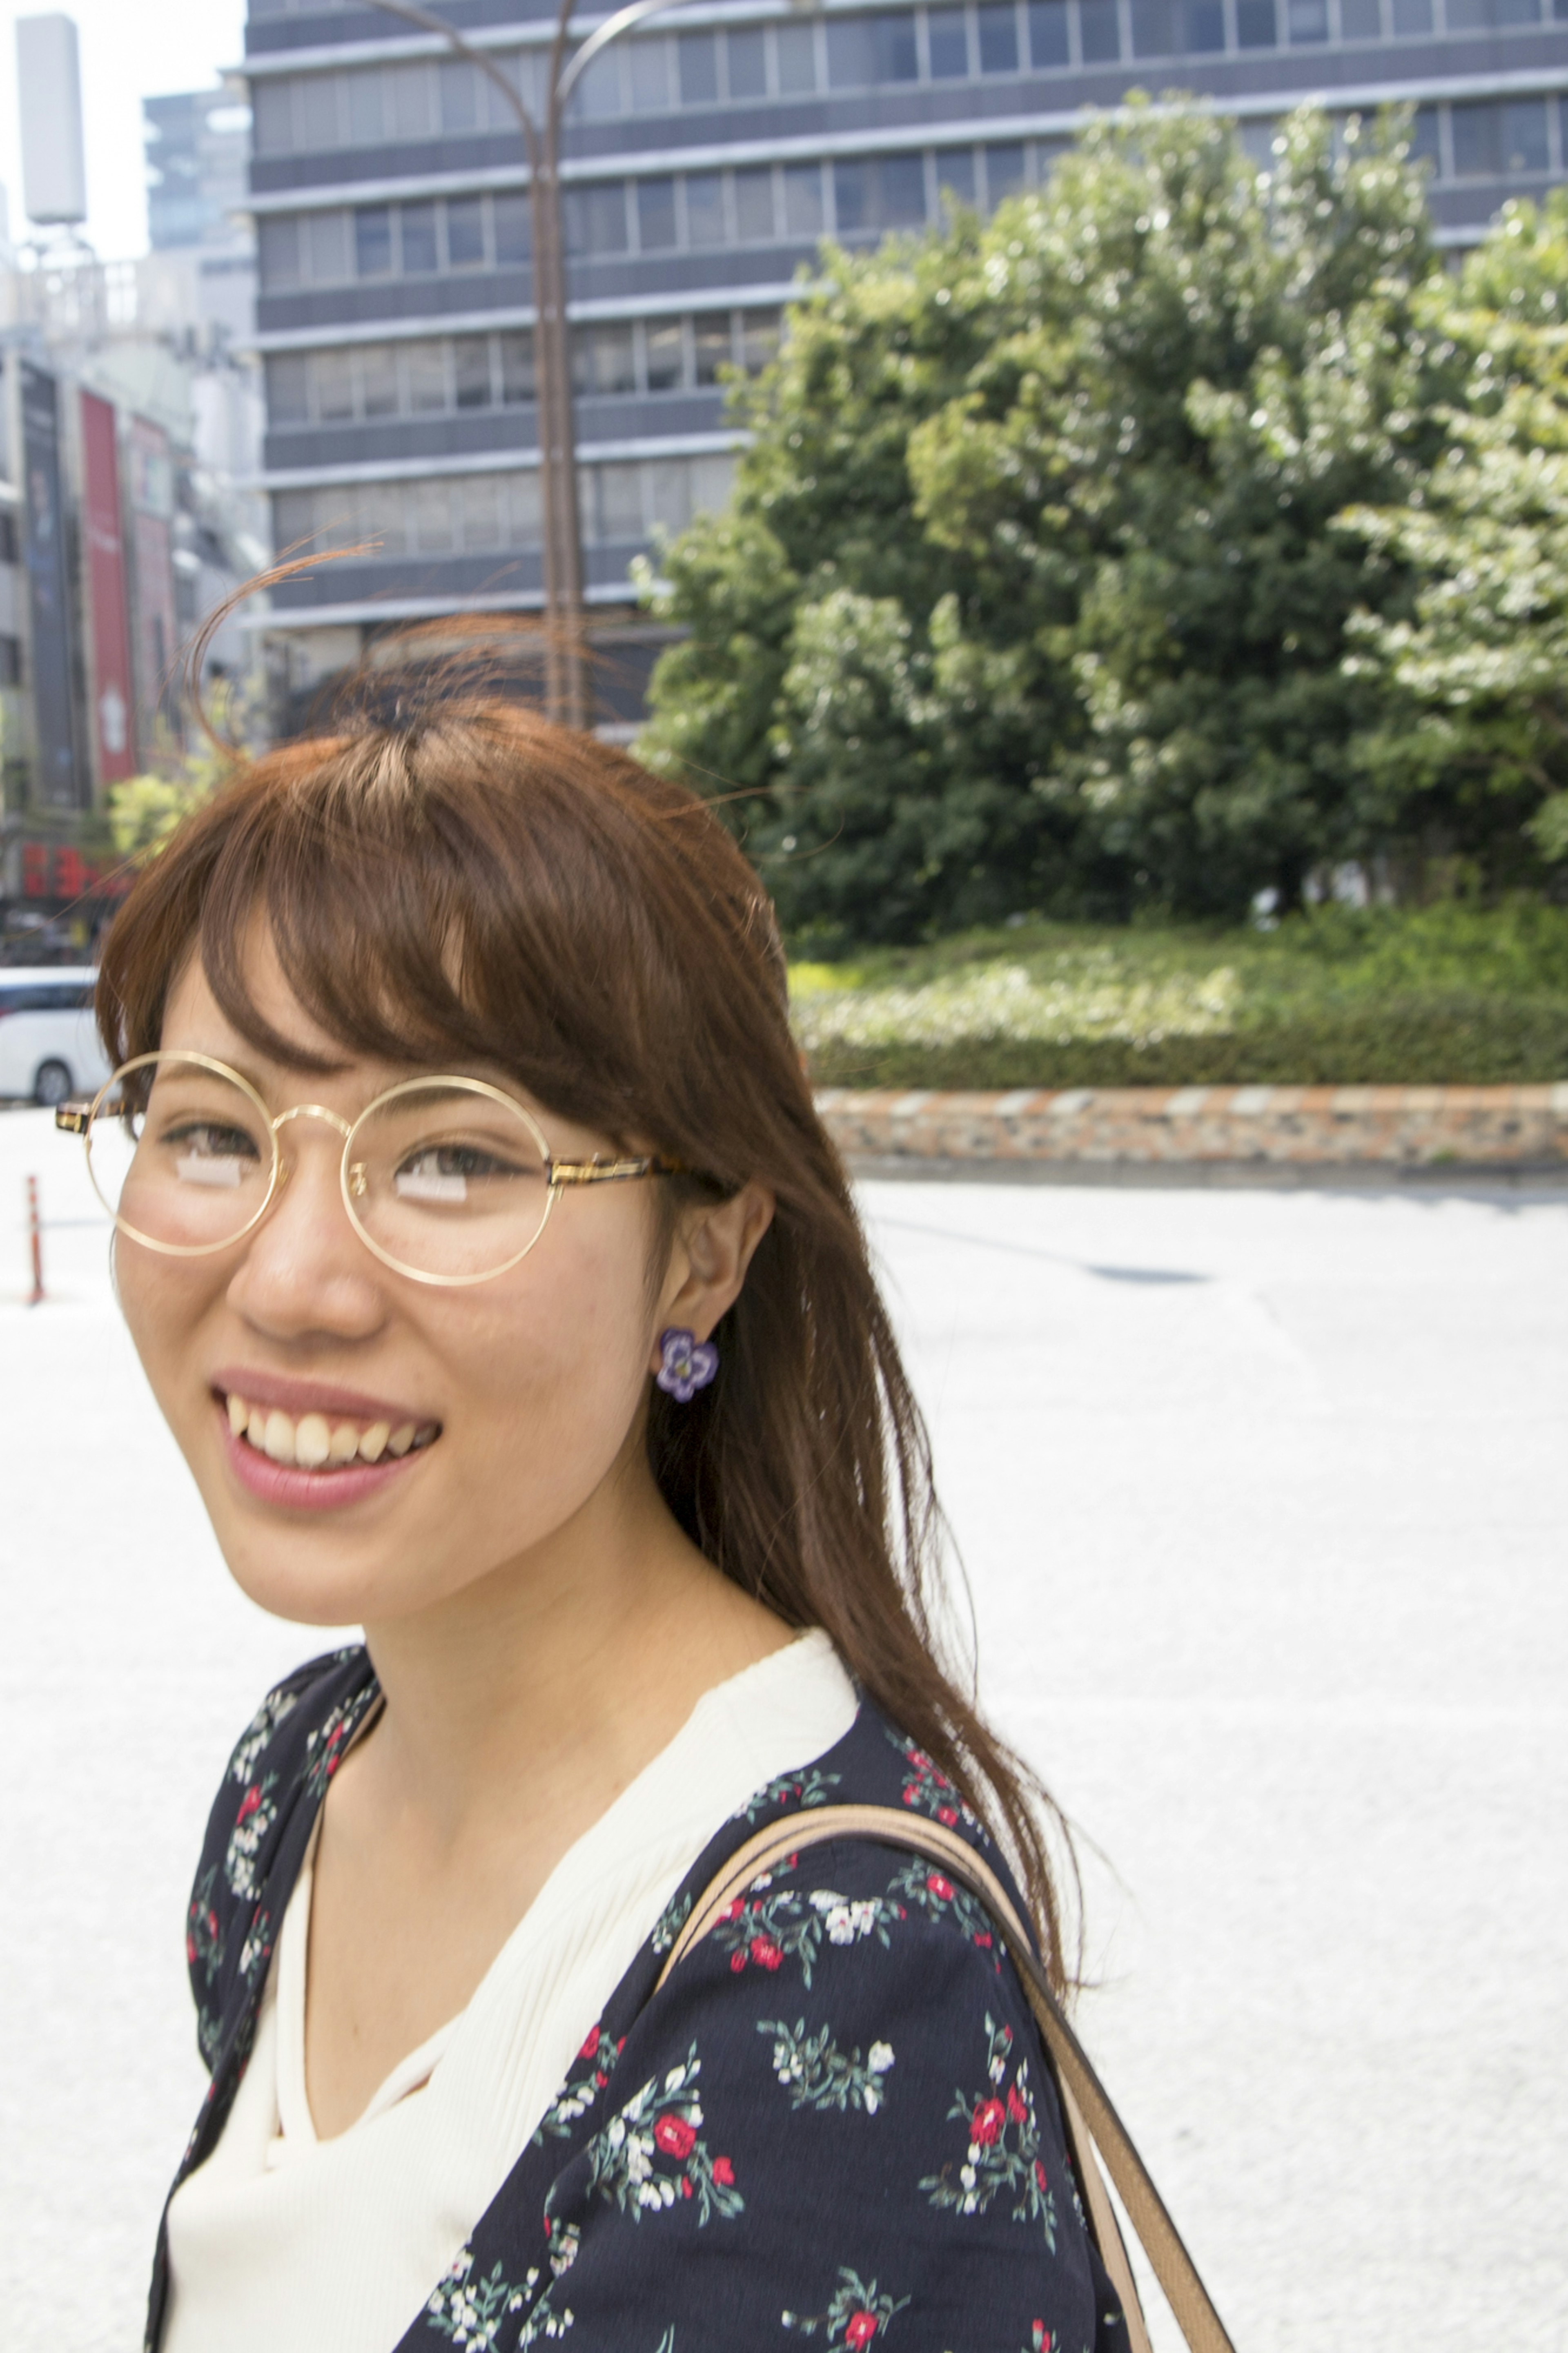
[117,937,708,1630]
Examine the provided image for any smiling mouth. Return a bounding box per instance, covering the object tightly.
[218,1389,442,1471]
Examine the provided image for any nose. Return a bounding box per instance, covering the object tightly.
[225,1107,385,1343]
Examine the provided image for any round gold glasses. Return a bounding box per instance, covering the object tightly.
[58,1050,686,1287]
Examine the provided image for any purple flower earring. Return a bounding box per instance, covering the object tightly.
[656,1326,719,1402]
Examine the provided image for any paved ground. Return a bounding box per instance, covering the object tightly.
[2,1104,1565,2350]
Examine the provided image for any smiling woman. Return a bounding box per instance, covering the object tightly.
[70,635,1140,2353]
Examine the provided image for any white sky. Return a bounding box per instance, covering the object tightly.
[0,1,248,261]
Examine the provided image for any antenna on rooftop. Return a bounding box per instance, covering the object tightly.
[17,13,88,231]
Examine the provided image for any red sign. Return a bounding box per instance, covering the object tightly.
[80,390,137,785]
[16,843,130,901]
[129,415,178,745]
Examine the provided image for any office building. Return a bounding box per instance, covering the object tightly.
[243,0,1568,707]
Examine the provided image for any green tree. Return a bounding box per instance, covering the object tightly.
[1339,190,1568,885]
[637,101,1446,941]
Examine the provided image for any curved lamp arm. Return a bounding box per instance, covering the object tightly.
[359,0,544,165]
[557,0,732,108]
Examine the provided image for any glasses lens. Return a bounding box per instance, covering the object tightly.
[87,1055,275,1253]
[346,1080,549,1281]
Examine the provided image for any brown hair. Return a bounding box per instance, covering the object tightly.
[97,648,1077,1990]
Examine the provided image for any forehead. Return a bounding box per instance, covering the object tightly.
[160,928,355,1082]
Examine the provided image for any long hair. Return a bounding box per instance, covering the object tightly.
[96,638,1078,1991]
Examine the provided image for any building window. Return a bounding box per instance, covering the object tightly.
[1451,95,1550,172]
[776,20,820,89]
[1029,2,1071,64]
[728,25,769,96]
[684,172,726,246]
[447,196,486,268]
[734,166,777,241]
[784,162,827,235]
[1238,0,1279,38]
[564,183,629,255]
[978,3,1022,69]
[828,11,920,85]
[0,636,21,687]
[263,313,783,430]
[835,152,929,233]
[1079,0,1123,56]
[938,148,979,206]
[401,202,440,274]
[271,453,737,565]
[495,195,531,265]
[678,29,719,102]
[355,206,393,278]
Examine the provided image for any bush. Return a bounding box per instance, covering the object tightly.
[791,906,1568,1086]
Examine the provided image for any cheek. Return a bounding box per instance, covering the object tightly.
[115,1244,219,1425]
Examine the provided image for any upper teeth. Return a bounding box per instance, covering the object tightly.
[225,1392,432,1469]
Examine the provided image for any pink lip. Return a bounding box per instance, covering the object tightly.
[210,1365,438,1429]
[217,1399,435,1515]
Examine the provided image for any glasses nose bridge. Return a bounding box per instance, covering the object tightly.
[271,1101,354,1145]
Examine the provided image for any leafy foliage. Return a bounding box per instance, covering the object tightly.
[1341,190,1568,881]
[637,100,1453,940]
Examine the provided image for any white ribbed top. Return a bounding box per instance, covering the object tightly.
[164,1630,858,2353]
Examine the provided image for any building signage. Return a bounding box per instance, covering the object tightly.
[129,415,179,744]
[20,362,79,810]
[80,390,137,786]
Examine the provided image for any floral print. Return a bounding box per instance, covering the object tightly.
[151,1649,1126,2353]
[920,2014,1058,2251]
[577,2047,744,2227]
[886,1729,983,1836]
[531,2025,625,2147]
[738,1766,843,1824]
[887,1856,999,1967]
[759,2018,896,2114]
[782,2267,910,2342]
[222,1771,278,1900]
[710,1863,902,1990]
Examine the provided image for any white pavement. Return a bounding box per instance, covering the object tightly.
[2,1105,1565,2351]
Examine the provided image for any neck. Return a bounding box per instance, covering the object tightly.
[357,1434,788,1843]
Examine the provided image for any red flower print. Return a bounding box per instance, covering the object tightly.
[712,2155,734,2186]
[937,1804,958,1827]
[901,1787,919,1807]
[185,1935,196,1963]
[749,1936,783,1970]
[844,2315,879,2350]
[730,1950,747,1973]
[236,1786,261,1823]
[1007,2083,1028,2124]
[1033,2158,1049,2192]
[721,1898,745,1922]
[680,2177,692,2198]
[578,2026,601,2061]
[1032,2328,1053,2353]
[909,1749,932,1772]
[593,2070,607,2088]
[653,2114,697,2161]
[971,2097,1006,2147]
[926,1872,954,1900]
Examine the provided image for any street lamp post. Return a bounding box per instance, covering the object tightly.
[362,0,718,733]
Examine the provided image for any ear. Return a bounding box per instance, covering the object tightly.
[650,1181,775,1369]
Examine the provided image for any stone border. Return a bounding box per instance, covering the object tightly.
[817,1083,1568,1167]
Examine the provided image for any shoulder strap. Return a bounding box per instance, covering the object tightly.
[657,1803,1236,2353]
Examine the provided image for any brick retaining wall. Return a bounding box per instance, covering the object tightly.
[817,1083,1568,1167]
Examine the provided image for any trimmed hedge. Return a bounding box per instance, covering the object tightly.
[790,910,1568,1089]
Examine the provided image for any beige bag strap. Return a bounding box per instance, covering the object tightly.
[656,1803,1236,2353]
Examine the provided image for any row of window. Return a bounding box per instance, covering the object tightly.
[271,453,739,559]
[248,0,1568,154]
[258,143,1043,292]
[1404,89,1568,173]
[266,310,785,426]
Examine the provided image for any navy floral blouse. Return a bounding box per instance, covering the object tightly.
[157,1646,1129,2353]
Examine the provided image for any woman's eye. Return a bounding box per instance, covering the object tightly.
[163,1121,261,1161]
[392,1143,527,1202]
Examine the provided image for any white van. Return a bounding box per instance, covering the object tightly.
[0,969,111,1105]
